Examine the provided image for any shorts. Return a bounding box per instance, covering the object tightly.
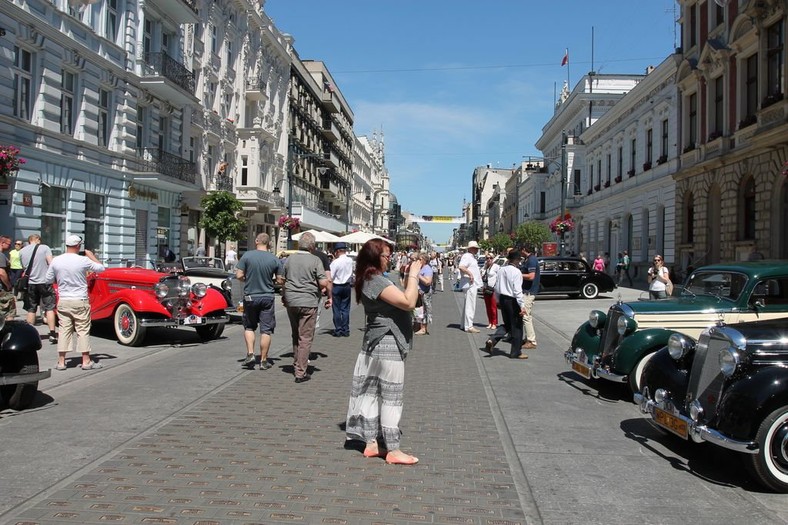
[23,283,57,313]
[0,291,16,319]
[242,295,276,334]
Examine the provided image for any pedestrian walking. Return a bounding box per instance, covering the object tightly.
[458,241,482,333]
[281,232,329,383]
[346,238,422,465]
[621,250,633,286]
[0,235,17,321]
[46,235,106,370]
[19,234,58,343]
[236,233,282,370]
[329,242,354,337]
[224,245,238,271]
[481,253,501,330]
[520,245,540,350]
[9,239,23,294]
[484,250,528,359]
[414,252,433,335]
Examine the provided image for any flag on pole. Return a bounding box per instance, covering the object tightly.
[561,49,569,66]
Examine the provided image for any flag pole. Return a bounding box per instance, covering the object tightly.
[566,47,570,89]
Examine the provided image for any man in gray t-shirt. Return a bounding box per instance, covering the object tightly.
[282,232,328,383]
[19,234,58,342]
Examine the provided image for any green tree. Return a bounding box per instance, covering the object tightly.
[513,221,551,250]
[199,191,246,256]
[487,232,513,254]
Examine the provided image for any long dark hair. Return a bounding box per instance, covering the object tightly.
[354,239,390,303]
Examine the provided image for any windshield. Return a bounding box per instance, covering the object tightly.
[683,270,748,302]
[182,257,226,271]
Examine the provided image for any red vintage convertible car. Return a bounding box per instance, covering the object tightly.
[88,267,229,346]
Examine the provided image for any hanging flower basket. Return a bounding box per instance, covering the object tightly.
[278,215,301,231]
[549,213,575,235]
[0,145,26,182]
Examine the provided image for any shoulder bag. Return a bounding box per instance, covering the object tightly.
[17,244,40,292]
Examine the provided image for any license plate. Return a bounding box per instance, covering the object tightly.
[571,360,591,379]
[183,314,203,325]
[653,406,689,439]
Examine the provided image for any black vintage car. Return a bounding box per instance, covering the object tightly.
[635,318,788,492]
[0,319,51,410]
[537,256,617,299]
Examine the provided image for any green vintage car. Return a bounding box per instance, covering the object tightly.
[564,261,788,393]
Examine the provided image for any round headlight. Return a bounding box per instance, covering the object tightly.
[589,311,606,328]
[221,279,232,292]
[654,388,667,404]
[617,315,635,336]
[191,282,207,298]
[689,400,704,421]
[154,282,169,298]
[719,347,740,377]
[667,333,694,360]
[178,276,191,297]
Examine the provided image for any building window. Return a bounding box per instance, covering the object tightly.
[211,25,218,55]
[136,106,146,150]
[61,70,76,135]
[189,137,196,163]
[766,22,784,99]
[606,154,611,184]
[13,46,33,121]
[688,92,697,146]
[646,128,653,163]
[573,169,581,195]
[98,89,111,147]
[41,186,66,252]
[143,20,152,55]
[207,145,215,180]
[226,40,233,69]
[617,146,623,178]
[712,76,724,136]
[241,156,248,186]
[630,138,636,171]
[105,0,118,42]
[741,177,756,240]
[712,1,724,28]
[745,54,758,117]
[689,3,697,48]
[157,206,171,256]
[661,119,669,158]
[589,164,594,192]
[597,159,601,186]
[84,193,104,254]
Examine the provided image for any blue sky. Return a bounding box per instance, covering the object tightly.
[265,1,678,245]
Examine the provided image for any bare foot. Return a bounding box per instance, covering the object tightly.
[385,450,419,465]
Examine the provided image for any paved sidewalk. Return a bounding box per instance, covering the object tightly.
[6,284,532,524]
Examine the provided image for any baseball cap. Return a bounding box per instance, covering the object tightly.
[65,234,83,247]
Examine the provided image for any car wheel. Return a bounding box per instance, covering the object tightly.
[746,406,788,493]
[581,282,599,299]
[627,351,656,394]
[0,351,40,411]
[114,303,147,346]
[195,323,224,342]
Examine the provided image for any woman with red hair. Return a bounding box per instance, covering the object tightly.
[346,238,422,465]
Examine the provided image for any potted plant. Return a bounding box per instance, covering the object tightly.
[0,145,26,183]
[278,215,301,232]
[549,213,575,235]
[627,169,636,177]
[643,161,652,171]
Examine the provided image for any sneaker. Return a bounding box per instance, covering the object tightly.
[242,354,256,368]
[294,374,311,384]
[259,359,272,370]
[49,334,58,344]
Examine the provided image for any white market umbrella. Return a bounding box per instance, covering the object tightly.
[291,229,341,243]
[339,231,391,245]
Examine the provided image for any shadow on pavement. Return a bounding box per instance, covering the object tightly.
[556,371,631,403]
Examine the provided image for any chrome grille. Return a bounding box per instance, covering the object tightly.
[600,307,623,358]
[686,327,726,422]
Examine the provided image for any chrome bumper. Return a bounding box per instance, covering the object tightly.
[139,314,229,328]
[564,348,627,383]
[634,391,758,454]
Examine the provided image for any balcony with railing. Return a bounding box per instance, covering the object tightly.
[148,0,198,23]
[322,149,340,167]
[135,147,198,190]
[141,51,197,107]
[321,118,338,142]
[245,77,267,101]
[322,90,340,113]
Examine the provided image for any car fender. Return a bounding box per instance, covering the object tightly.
[570,321,601,360]
[91,289,172,320]
[196,288,231,316]
[716,367,788,441]
[0,321,43,353]
[639,346,690,401]
[612,328,678,374]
